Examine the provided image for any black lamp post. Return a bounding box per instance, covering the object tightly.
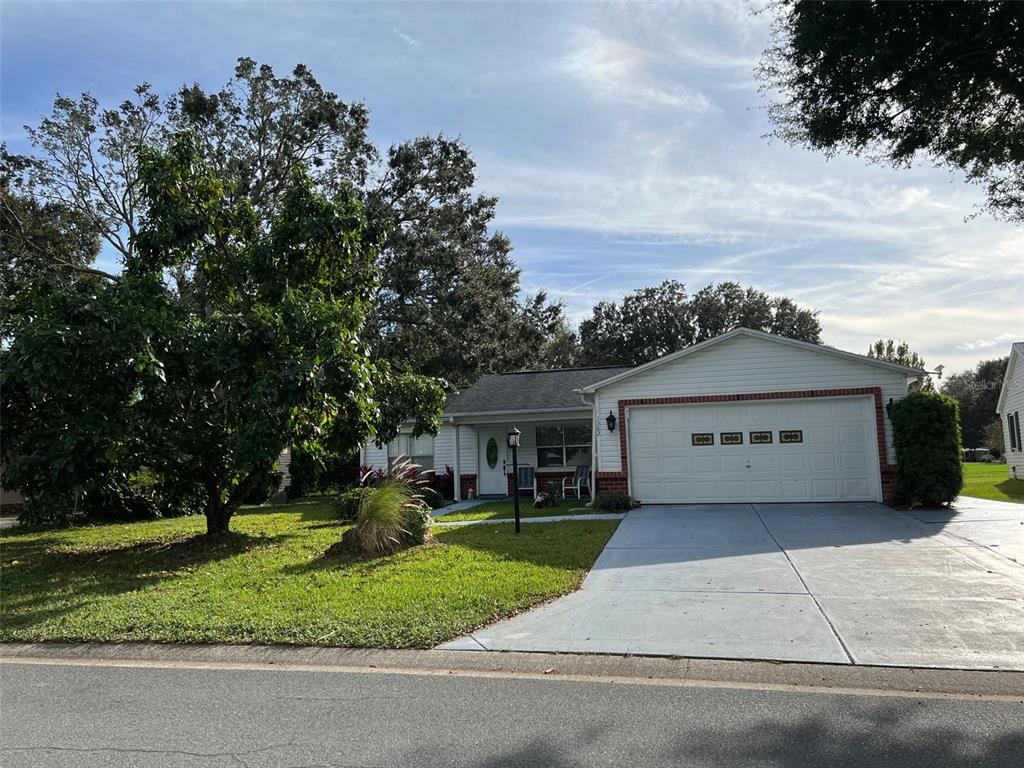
[507,426,522,534]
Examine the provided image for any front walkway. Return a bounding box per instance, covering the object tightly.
[440,502,1024,670]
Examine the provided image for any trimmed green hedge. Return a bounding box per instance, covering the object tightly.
[891,390,963,507]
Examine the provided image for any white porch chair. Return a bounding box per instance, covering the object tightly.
[562,464,591,500]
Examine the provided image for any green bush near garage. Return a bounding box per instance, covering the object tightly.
[891,389,963,507]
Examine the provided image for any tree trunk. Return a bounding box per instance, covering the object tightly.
[205,506,233,537]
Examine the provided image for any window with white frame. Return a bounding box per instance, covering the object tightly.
[387,433,434,472]
[535,425,592,468]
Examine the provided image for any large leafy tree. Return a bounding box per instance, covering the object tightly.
[1,135,444,535]
[577,280,821,367]
[866,339,926,370]
[759,1,1024,222]
[867,339,930,391]
[940,357,1009,448]
[0,147,102,300]
[18,58,564,384]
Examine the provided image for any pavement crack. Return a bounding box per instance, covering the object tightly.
[750,504,856,664]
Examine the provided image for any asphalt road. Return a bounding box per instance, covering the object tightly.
[2,660,1023,767]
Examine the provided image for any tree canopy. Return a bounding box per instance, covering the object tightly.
[760,1,1024,222]
[866,339,925,371]
[14,58,567,385]
[1,134,444,534]
[940,357,1009,448]
[577,280,821,367]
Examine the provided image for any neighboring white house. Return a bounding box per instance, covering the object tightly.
[996,342,1024,479]
[361,328,925,504]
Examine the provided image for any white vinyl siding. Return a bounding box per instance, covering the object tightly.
[594,334,909,473]
[433,424,457,472]
[1000,351,1024,478]
[362,441,388,471]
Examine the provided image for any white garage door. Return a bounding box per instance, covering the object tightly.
[628,396,881,503]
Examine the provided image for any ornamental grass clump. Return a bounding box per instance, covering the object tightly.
[354,462,431,556]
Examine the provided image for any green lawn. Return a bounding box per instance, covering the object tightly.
[437,498,597,522]
[0,498,618,648]
[960,462,1024,504]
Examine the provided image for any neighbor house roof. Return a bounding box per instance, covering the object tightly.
[444,366,629,415]
[577,327,927,393]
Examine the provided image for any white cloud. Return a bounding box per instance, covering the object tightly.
[392,28,419,47]
[957,333,1018,352]
[561,29,718,113]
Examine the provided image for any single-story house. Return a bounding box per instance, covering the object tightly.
[361,328,925,504]
[996,341,1024,479]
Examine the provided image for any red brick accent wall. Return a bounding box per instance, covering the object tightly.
[613,388,895,504]
[459,474,477,499]
[594,471,628,494]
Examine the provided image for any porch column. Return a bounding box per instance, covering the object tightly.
[453,421,461,501]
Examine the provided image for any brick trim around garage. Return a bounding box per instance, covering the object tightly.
[597,388,894,503]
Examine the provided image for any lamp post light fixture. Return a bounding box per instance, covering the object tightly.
[507,426,522,534]
[606,410,617,432]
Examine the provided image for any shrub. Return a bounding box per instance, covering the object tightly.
[353,462,431,555]
[404,503,431,546]
[891,389,963,507]
[17,492,73,526]
[592,492,638,512]
[243,469,284,505]
[425,465,455,501]
[420,486,449,510]
[332,487,371,523]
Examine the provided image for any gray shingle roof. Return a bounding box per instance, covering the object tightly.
[445,366,630,415]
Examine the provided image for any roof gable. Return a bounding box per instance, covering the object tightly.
[578,328,924,393]
[996,342,1024,414]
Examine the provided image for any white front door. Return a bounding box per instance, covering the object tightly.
[628,396,882,503]
[478,428,508,496]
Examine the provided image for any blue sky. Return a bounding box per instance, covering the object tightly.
[3,1,1022,373]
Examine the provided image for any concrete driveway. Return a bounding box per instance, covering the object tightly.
[440,500,1024,670]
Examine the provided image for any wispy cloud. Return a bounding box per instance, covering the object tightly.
[392,28,419,47]
[561,29,717,113]
[2,0,1020,374]
[957,333,1018,352]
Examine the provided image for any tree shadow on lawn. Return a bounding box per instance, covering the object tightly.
[2,532,286,632]
[994,479,1024,502]
[280,521,613,577]
[280,527,441,576]
[433,522,618,571]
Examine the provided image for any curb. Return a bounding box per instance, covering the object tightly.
[2,642,1022,698]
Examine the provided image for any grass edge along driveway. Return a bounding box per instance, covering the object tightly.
[960,463,1024,504]
[0,499,618,649]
